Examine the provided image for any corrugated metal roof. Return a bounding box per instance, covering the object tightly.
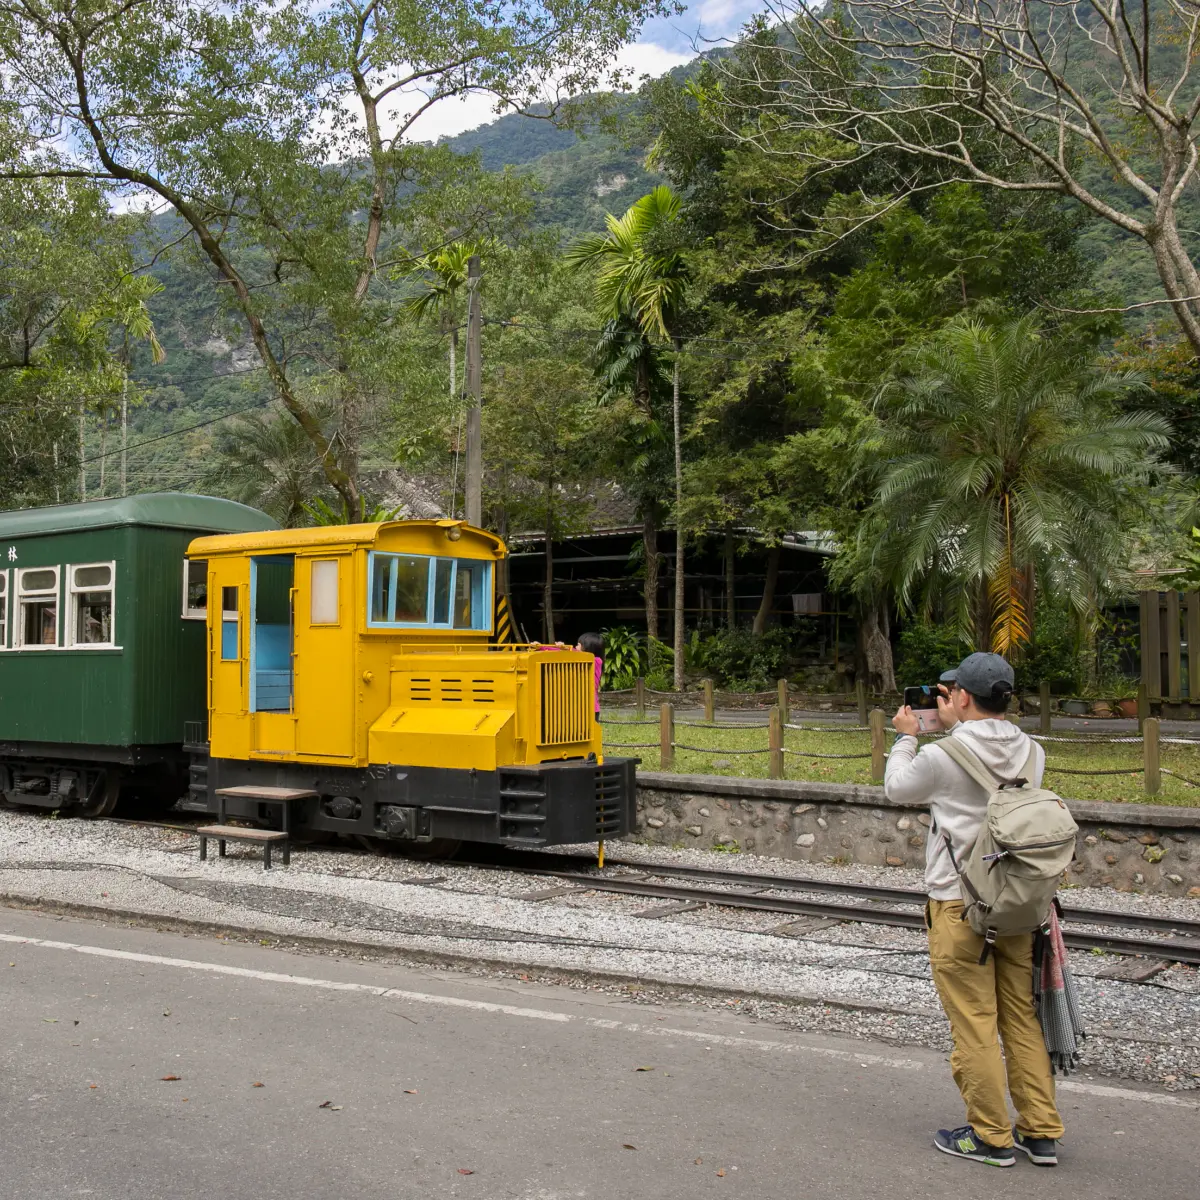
[0,493,278,538]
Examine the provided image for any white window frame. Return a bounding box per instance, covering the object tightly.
[66,561,117,649]
[15,565,61,650]
[182,558,208,620]
[0,569,7,650]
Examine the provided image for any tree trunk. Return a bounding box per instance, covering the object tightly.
[671,344,685,691]
[724,525,736,630]
[643,508,660,645]
[542,482,555,644]
[857,598,896,694]
[752,543,781,636]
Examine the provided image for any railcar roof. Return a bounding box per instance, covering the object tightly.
[0,493,277,538]
[187,519,506,557]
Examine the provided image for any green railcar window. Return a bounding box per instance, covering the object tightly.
[16,566,59,648]
[67,562,115,647]
[182,559,208,620]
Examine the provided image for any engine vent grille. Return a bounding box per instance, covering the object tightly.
[538,659,592,746]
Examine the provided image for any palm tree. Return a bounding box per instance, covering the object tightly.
[868,316,1169,653]
[403,241,484,515]
[210,400,338,527]
[567,187,690,688]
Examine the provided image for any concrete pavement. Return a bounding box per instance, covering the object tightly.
[1,908,1194,1200]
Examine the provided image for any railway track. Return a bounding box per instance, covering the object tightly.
[105,815,1200,967]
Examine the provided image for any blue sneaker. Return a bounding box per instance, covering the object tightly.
[1014,1128,1058,1166]
[933,1125,1016,1167]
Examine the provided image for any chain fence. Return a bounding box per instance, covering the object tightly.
[597,708,1198,800]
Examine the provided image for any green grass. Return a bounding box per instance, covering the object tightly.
[599,714,1200,807]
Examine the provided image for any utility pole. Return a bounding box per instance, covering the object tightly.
[121,376,128,497]
[464,253,483,527]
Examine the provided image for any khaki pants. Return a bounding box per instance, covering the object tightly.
[927,899,1065,1146]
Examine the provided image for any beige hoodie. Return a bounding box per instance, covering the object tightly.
[884,719,1045,900]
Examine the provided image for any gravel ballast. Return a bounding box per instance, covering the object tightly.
[1,808,1198,1091]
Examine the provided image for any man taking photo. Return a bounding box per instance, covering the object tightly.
[886,652,1064,1169]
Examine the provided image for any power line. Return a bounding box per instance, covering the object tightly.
[81,396,273,465]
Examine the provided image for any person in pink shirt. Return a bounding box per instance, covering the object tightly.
[574,632,604,718]
[533,632,604,719]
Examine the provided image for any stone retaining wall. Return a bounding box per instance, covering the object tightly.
[635,773,1200,896]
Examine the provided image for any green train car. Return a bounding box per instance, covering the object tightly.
[0,494,276,816]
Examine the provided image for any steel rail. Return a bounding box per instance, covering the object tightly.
[570,855,1200,939]
[534,869,1200,965]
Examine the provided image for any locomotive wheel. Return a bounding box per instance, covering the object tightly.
[78,772,121,819]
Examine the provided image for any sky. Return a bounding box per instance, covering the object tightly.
[403,0,764,144]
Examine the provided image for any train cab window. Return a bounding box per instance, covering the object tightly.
[220,586,239,659]
[67,563,115,647]
[367,552,491,630]
[310,559,339,624]
[182,559,208,619]
[16,567,59,648]
[454,561,484,629]
[369,554,430,624]
[0,571,7,649]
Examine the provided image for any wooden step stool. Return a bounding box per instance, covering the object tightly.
[197,825,290,870]
[196,785,317,870]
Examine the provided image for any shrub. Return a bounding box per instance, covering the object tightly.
[599,625,645,690]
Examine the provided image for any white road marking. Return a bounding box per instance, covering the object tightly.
[3,931,1195,1107]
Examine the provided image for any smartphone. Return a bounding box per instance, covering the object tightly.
[903,685,944,734]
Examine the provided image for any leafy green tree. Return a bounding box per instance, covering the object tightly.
[866,315,1170,653]
[1,0,671,516]
[567,185,690,686]
[0,178,162,506]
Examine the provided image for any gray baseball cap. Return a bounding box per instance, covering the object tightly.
[939,651,1015,698]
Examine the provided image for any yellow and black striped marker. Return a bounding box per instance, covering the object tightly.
[494,593,514,644]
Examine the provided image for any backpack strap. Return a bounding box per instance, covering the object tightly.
[936,736,1001,793]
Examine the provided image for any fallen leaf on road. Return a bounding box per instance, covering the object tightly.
[404,1089,417,1094]
[160,1075,181,1082]
[634,1066,654,1072]
[318,1100,334,1108]
[252,1082,265,1088]
[8,962,14,967]
[456,1169,475,1175]
[89,1085,97,1090]
[716,1169,726,1177]
[163,1011,171,1017]
[622,1144,637,1151]
[73,1020,79,1026]
[43,1018,58,1024]
[694,1158,703,1165]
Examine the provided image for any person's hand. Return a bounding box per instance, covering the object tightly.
[892,705,920,736]
[936,683,959,729]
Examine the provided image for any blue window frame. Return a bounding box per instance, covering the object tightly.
[367,552,491,630]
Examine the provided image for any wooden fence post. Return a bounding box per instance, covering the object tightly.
[1137,682,1148,733]
[703,678,715,723]
[1039,680,1051,736]
[777,678,789,725]
[635,677,645,719]
[869,708,887,784]
[1143,716,1160,796]
[856,680,868,726]
[660,702,674,771]
[769,705,784,780]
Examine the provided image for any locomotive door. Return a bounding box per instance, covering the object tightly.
[208,557,252,760]
[292,553,356,760]
[249,555,296,756]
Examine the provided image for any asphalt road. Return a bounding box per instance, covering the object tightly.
[0,909,1194,1200]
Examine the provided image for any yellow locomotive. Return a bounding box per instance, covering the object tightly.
[184,517,634,851]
